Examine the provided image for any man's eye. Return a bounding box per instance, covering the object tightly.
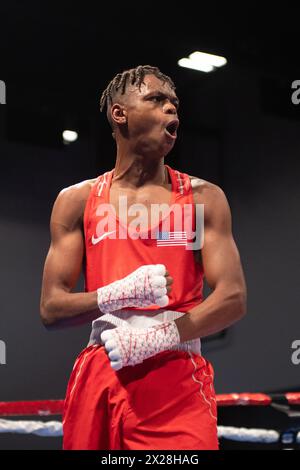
[151,96,161,102]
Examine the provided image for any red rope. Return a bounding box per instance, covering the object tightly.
[0,400,64,416]
[216,393,272,406]
[0,393,299,416]
[286,392,300,405]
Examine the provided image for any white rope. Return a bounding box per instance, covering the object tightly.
[218,425,279,443]
[0,419,63,436]
[0,419,299,444]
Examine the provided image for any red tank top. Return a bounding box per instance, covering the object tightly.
[83,164,204,312]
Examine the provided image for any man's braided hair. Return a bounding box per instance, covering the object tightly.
[100,65,175,119]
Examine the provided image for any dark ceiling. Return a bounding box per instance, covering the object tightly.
[1,3,299,97]
[0,2,299,145]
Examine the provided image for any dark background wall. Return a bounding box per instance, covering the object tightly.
[0,2,299,449]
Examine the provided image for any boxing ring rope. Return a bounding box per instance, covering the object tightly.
[0,393,299,444]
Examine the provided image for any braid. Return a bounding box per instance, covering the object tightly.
[99,65,175,113]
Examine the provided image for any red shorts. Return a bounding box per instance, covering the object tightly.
[63,345,219,450]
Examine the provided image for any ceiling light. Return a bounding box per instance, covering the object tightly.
[62,130,78,143]
[178,51,227,73]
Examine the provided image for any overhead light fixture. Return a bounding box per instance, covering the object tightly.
[62,129,78,144]
[178,51,227,73]
[178,58,214,73]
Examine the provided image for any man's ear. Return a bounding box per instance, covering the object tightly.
[111,103,127,126]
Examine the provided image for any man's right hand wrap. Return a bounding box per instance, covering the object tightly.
[96,264,169,313]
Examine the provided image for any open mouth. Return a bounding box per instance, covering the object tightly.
[165,120,179,139]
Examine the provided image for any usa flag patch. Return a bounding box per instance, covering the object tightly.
[156,231,187,247]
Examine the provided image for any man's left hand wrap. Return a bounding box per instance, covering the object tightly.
[100,317,181,371]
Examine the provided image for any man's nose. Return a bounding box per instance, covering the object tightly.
[163,101,177,115]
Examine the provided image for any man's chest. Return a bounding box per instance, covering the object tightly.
[109,185,173,225]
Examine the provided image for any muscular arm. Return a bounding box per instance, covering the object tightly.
[175,182,247,341]
[39,184,100,329]
[40,184,172,330]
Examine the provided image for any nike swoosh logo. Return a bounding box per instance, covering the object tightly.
[91,230,116,245]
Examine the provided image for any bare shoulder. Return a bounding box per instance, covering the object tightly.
[188,174,225,201]
[188,174,231,222]
[51,178,97,230]
[59,178,97,202]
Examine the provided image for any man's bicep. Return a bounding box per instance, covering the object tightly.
[201,187,246,294]
[202,229,245,293]
[42,228,84,293]
[40,190,85,307]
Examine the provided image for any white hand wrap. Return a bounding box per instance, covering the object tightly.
[97,264,169,313]
[100,317,181,370]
